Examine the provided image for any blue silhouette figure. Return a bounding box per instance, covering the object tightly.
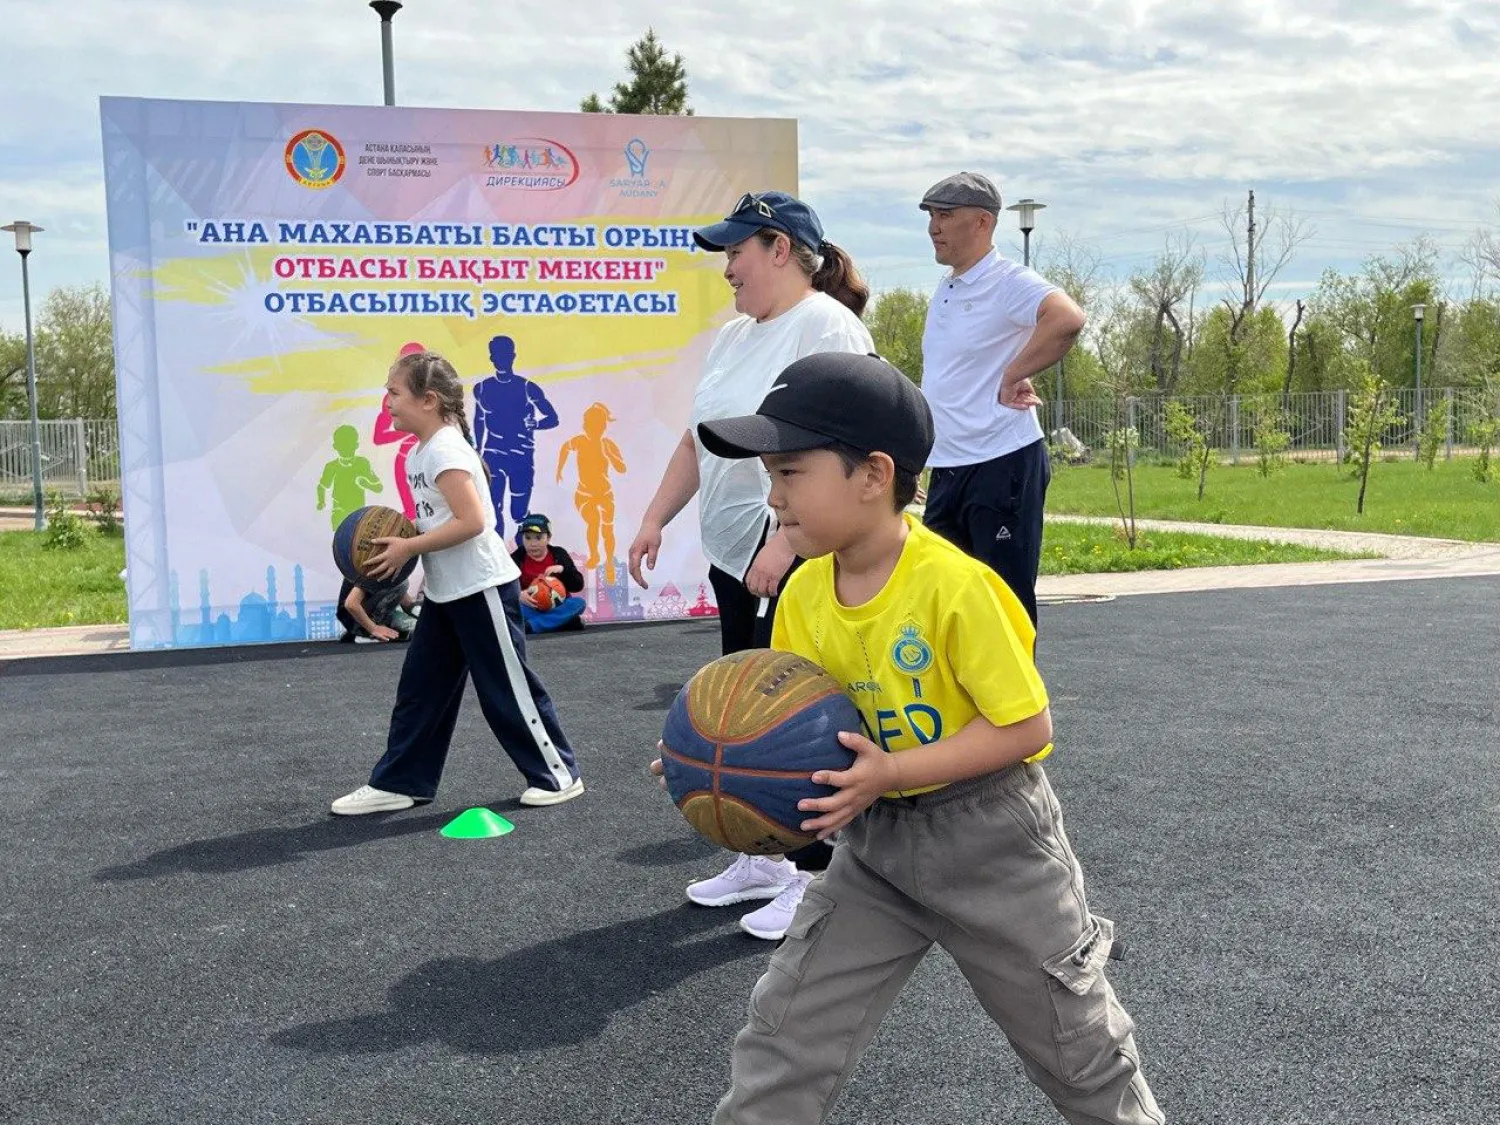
[473,335,559,530]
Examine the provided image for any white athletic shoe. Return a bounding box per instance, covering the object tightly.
[330,784,416,815]
[739,871,815,941]
[519,777,585,807]
[686,854,797,908]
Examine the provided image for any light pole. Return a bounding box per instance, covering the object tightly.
[1413,302,1425,458]
[370,1,402,106]
[1006,197,1044,267]
[1006,198,1064,431]
[3,220,45,530]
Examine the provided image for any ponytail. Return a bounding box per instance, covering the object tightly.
[451,400,492,483]
[754,229,871,319]
[811,241,870,319]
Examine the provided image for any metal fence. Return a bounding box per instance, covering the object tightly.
[1041,388,1500,465]
[0,419,121,499]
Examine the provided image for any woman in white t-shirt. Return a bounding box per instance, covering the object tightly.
[628,191,874,941]
[329,351,584,816]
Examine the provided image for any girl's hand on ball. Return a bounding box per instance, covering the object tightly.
[650,746,667,791]
[366,536,415,580]
[798,731,899,839]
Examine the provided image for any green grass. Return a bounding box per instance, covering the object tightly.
[1038,520,1366,576]
[1,519,1367,631]
[1048,459,1500,541]
[1,528,127,630]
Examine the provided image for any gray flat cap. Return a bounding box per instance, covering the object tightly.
[919,172,1002,214]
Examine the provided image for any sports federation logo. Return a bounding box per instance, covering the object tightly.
[285,130,347,189]
[891,623,934,676]
[481,138,580,190]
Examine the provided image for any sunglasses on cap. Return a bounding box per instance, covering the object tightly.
[732,192,779,222]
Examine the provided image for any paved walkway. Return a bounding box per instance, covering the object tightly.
[5,517,1499,661]
[1038,515,1500,599]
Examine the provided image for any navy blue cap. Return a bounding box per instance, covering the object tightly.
[517,513,551,535]
[693,191,826,253]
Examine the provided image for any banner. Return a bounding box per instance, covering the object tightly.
[101,97,797,649]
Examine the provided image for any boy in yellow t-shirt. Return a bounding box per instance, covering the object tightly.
[687,352,1164,1124]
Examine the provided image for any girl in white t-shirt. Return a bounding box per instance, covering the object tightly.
[628,190,874,940]
[330,351,583,815]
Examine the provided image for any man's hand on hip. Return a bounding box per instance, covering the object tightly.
[998,375,1043,410]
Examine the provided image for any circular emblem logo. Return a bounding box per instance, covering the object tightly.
[891,623,933,675]
[285,130,347,189]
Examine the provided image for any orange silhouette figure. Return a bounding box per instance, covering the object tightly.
[556,402,627,583]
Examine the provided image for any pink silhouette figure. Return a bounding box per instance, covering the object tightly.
[373,340,426,519]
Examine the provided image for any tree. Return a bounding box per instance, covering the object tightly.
[1127,236,1202,394]
[581,29,693,115]
[34,283,115,420]
[0,329,27,419]
[1036,233,1110,400]
[1343,363,1405,514]
[867,288,928,385]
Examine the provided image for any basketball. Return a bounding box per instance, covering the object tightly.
[527,576,566,610]
[332,506,418,588]
[660,649,860,855]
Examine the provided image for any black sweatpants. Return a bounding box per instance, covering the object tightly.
[370,581,578,799]
[924,438,1051,627]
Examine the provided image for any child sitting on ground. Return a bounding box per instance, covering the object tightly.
[510,513,587,633]
[336,577,418,643]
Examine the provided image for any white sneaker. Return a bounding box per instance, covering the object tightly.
[330,784,416,815]
[739,870,815,940]
[519,777,585,806]
[686,854,797,907]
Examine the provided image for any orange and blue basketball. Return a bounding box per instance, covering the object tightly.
[527,576,566,610]
[660,649,861,855]
[332,505,418,588]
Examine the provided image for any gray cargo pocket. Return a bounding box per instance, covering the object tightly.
[748,890,836,1035]
[1042,916,1135,1083]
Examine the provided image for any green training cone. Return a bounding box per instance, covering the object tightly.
[440,807,515,839]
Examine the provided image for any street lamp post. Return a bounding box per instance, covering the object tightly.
[370,1,402,106]
[1006,197,1044,268]
[1413,303,1425,458]
[1006,198,1063,432]
[3,221,46,531]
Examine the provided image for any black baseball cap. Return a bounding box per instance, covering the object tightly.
[517,513,551,535]
[693,190,826,253]
[697,352,933,475]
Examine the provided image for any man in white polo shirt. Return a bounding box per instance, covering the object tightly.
[918,172,1086,627]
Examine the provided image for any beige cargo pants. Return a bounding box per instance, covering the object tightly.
[713,762,1164,1124]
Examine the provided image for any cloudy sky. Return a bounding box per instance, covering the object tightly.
[2,0,1497,331]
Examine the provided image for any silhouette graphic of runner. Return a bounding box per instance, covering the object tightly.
[473,334,558,531]
[556,402,627,583]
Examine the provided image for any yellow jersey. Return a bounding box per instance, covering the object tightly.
[772,515,1051,798]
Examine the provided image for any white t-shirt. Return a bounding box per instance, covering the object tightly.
[690,292,874,579]
[922,249,1058,467]
[406,424,520,602]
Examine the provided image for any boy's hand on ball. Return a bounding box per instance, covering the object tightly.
[798,731,898,839]
[650,746,667,791]
[519,588,538,609]
[366,536,415,580]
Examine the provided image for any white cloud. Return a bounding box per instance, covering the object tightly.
[1,0,1498,329]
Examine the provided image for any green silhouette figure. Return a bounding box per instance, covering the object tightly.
[317,424,383,530]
